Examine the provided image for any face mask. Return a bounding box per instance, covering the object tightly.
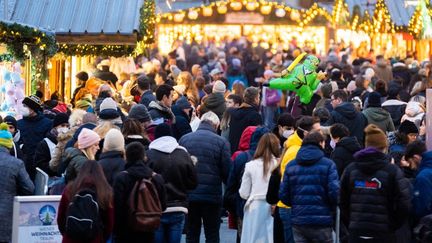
[57,127,69,134]
[21,107,30,117]
[282,129,294,139]
[330,139,336,149]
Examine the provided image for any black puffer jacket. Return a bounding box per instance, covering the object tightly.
[228,103,262,153]
[340,147,411,241]
[147,136,197,210]
[381,99,406,129]
[326,102,368,146]
[330,136,362,177]
[98,151,125,186]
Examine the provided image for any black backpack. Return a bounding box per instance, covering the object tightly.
[65,189,102,241]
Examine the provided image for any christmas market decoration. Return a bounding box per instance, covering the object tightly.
[139,0,156,44]
[266,53,325,104]
[57,44,135,57]
[409,0,432,39]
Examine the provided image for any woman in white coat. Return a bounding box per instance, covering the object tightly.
[239,133,280,243]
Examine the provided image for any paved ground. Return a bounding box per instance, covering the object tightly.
[181,217,237,243]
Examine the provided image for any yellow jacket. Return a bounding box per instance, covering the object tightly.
[277,131,302,208]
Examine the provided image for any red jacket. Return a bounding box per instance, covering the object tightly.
[231,126,257,161]
[57,188,114,243]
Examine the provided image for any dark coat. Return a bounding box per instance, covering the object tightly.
[413,151,432,220]
[0,147,34,242]
[340,147,411,240]
[147,136,197,209]
[94,68,118,85]
[326,102,368,146]
[228,104,262,153]
[199,92,226,120]
[179,121,231,204]
[98,151,125,186]
[171,105,192,141]
[34,131,58,177]
[17,112,53,179]
[382,99,406,129]
[60,148,89,183]
[113,161,166,242]
[124,135,150,149]
[65,123,97,149]
[279,144,339,226]
[148,101,175,123]
[140,90,156,108]
[330,136,362,177]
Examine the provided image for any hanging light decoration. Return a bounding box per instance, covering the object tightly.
[246,1,259,11]
[260,4,272,15]
[275,8,286,18]
[290,10,300,21]
[217,4,228,14]
[230,1,243,11]
[202,6,213,17]
[174,12,185,22]
[188,10,198,20]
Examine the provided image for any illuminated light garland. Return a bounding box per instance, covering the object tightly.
[139,0,156,44]
[57,44,135,57]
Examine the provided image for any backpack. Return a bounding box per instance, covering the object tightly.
[127,173,162,232]
[65,189,102,241]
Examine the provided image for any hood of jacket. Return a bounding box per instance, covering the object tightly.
[125,161,153,179]
[337,136,362,153]
[149,136,186,153]
[149,100,175,121]
[249,127,271,152]
[13,129,21,143]
[405,101,424,117]
[204,92,226,109]
[334,102,358,120]
[296,144,324,166]
[99,150,124,160]
[284,131,303,150]
[230,103,259,120]
[376,60,389,68]
[353,147,389,174]
[237,126,258,151]
[419,151,432,172]
[363,107,391,121]
[172,105,190,122]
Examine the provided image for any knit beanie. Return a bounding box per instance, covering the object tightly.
[155,123,173,139]
[399,120,419,134]
[78,128,101,149]
[23,95,42,112]
[99,97,119,120]
[364,124,388,150]
[4,116,17,130]
[103,129,125,152]
[367,92,382,108]
[213,80,226,93]
[128,104,152,123]
[53,113,70,128]
[175,96,192,110]
[0,123,13,149]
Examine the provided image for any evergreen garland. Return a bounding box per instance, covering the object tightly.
[139,0,156,44]
[57,44,135,57]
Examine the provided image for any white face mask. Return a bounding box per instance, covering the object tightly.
[330,139,336,149]
[21,107,30,117]
[57,127,69,134]
[282,129,294,139]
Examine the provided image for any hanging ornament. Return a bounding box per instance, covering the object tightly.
[246,1,259,11]
[260,5,272,15]
[174,13,185,22]
[188,10,198,20]
[275,8,286,18]
[217,4,228,14]
[203,6,213,17]
[230,1,243,11]
[290,10,300,21]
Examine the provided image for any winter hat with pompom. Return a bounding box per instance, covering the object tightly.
[0,123,13,149]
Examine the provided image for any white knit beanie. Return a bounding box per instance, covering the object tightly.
[100,97,117,112]
[103,129,125,152]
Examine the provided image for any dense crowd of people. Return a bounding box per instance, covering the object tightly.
[0,38,432,243]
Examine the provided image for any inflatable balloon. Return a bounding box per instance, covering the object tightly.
[266,53,325,104]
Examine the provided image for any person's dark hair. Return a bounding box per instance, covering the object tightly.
[277,113,295,127]
[295,116,319,139]
[35,90,44,100]
[253,133,280,179]
[207,51,216,60]
[331,89,348,102]
[376,55,384,60]
[50,91,60,101]
[243,87,259,104]
[302,131,325,147]
[375,79,387,96]
[227,94,242,105]
[67,160,113,210]
[126,141,146,163]
[195,76,205,90]
[155,84,174,101]
[330,123,350,139]
[313,107,330,123]
[137,76,151,91]
[405,140,427,160]
[122,119,148,140]
[355,75,366,89]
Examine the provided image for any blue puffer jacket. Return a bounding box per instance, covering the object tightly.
[279,144,339,226]
[179,121,231,204]
[413,151,432,220]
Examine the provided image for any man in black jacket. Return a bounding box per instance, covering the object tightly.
[147,124,197,243]
[340,124,411,242]
[326,89,368,146]
[329,123,362,176]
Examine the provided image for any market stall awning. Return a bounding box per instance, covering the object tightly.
[3,0,144,45]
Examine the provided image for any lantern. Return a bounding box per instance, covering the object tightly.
[217,4,228,14]
[246,1,258,11]
[230,1,243,11]
[260,5,272,15]
[188,10,198,20]
[275,8,286,18]
[174,13,185,22]
[203,6,213,16]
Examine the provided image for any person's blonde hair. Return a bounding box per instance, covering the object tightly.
[177,71,199,105]
[82,147,96,160]
[94,121,116,139]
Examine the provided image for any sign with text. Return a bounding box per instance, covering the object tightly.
[225,12,264,24]
[12,196,62,243]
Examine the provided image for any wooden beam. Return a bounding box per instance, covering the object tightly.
[56,33,138,45]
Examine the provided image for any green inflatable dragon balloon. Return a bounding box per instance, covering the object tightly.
[266,53,325,104]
